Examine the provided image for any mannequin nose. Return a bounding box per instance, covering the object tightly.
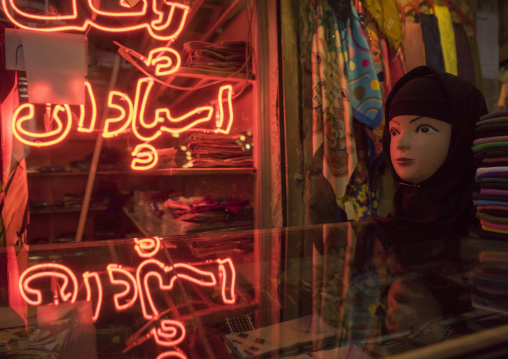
[396,133,410,150]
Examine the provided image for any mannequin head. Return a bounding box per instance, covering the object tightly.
[385,276,442,334]
[385,71,453,185]
[389,115,451,184]
[377,66,488,238]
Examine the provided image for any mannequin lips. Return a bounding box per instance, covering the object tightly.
[395,158,415,166]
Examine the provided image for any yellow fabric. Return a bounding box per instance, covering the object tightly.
[362,0,403,49]
[434,5,458,75]
[482,225,508,234]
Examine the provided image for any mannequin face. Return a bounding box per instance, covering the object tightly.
[389,115,452,184]
[385,278,442,334]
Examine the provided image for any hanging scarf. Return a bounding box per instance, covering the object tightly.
[338,3,384,128]
[312,0,357,200]
[376,66,488,240]
[434,4,458,76]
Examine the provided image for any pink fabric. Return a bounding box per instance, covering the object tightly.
[402,19,425,72]
[480,220,508,231]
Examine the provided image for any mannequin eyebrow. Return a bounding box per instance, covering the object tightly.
[410,116,424,123]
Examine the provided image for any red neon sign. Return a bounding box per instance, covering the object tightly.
[2,0,189,41]
[12,80,235,170]
[18,237,237,358]
[83,271,103,322]
[19,263,78,305]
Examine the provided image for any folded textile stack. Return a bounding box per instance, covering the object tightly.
[472,111,508,239]
[162,196,253,236]
[471,251,508,315]
[181,132,253,168]
[184,41,251,73]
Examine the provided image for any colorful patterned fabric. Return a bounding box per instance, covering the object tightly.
[338,3,384,128]
[312,0,357,200]
[361,0,403,49]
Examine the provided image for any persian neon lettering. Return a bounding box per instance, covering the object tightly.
[18,237,237,359]
[83,271,103,322]
[134,236,162,257]
[1,0,189,41]
[107,264,139,311]
[11,80,235,169]
[19,263,78,305]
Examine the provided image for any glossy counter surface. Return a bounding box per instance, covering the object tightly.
[1,222,507,358]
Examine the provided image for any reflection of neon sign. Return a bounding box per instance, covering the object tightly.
[1,0,189,41]
[6,2,237,170]
[18,237,237,359]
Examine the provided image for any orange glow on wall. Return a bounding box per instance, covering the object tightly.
[131,144,159,170]
[2,0,189,41]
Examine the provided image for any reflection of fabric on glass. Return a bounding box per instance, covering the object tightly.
[162,196,253,236]
[184,41,251,73]
[472,251,508,315]
[223,315,340,358]
[183,132,253,168]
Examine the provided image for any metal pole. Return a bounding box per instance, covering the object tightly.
[75,54,122,242]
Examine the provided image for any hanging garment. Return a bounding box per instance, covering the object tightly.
[466,28,484,91]
[401,16,426,72]
[363,10,387,168]
[420,13,446,72]
[453,22,475,84]
[361,0,403,49]
[312,0,357,200]
[338,4,384,128]
[434,4,458,75]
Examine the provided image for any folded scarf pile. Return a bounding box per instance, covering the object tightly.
[184,41,251,73]
[473,111,508,239]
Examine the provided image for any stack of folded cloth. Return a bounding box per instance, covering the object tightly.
[184,41,251,73]
[181,132,253,168]
[472,111,508,239]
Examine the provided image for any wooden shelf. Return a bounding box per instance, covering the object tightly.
[30,205,108,215]
[27,167,256,177]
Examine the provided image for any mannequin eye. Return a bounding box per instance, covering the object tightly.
[415,124,437,134]
[390,128,399,136]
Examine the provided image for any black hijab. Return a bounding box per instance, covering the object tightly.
[376,66,488,241]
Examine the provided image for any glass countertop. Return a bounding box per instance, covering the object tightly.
[1,221,508,358]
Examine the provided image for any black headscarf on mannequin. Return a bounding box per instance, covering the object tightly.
[376,66,488,241]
